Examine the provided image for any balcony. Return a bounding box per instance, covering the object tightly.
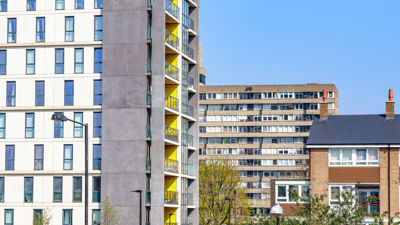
[165,62,179,81]
[165,95,179,111]
[146,190,151,203]
[182,102,194,118]
[165,0,180,20]
[182,43,194,59]
[182,133,194,147]
[357,201,379,216]
[164,223,178,225]
[165,29,180,50]
[182,163,194,176]
[165,126,179,142]
[165,158,179,173]
[182,74,194,89]
[182,193,194,206]
[164,191,178,205]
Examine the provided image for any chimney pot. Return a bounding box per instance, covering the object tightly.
[386,89,395,119]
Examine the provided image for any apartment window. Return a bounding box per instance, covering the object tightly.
[55,48,64,74]
[26,49,35,74]
[0,177,4,202]
[24,177,33,202]
[0,50,5,75]
[329,149,379,166]
[92,176,101,202]
[34,145,44,170]
[73,177,82,202]
[0,114,5,138]
[27,0,36,11]
[93,144,101,170]
[4,209,13,225]
[94,0,102,9]
[54,113,64,138]
[65,17,74,42]
[63,209,72,225]
[33,209,42,225]
[93,80,102,105]
[329,185,353,205]
[0,0,6,12]
[74,48,84,74]
[92,209,100,225]
[93,112,102,137]
[7,18,16,43]
[53,177,62,202]
[75,0,83,9]
[6,81,15,107]
[276,184,310,203]
[35,81,44,106]
[74,112,83,138]
[35,17,45,42]
[63,145,73,170]
[55,0,64,10]
[94,16,103,41]
[25,113,34,138]
[5,145,14,170]
[94,48,102,73]
[64,81,74,106]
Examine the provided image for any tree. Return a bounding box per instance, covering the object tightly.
[102,195,120,225]
[199,159,251,225]
[33,208,52,225]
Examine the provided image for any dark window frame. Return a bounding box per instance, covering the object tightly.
[25,113,34,138]
[35,81,45,106]
[34,145,43,170]
[7,18,16,43]
[24,177,33,203]
[53,176,63,202]
[63,144,73,170]
[36,17,45,42]
[65,16,74,42]
[26,49,35,75]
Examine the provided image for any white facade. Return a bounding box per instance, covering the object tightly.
[0,0,102,224]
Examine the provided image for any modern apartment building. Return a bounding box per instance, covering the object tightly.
[0,0,200,225]
[199,84,338,214]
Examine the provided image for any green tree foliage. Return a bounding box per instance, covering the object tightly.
[102,195,120,225]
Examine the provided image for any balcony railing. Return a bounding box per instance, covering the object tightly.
[165,61,179,81]
[165,29,180,50]
[146,158,151,170]
[182,192,194,206]
[357,201,379,216]
[165,158,179,173]
[182,163,194,176]
[164,191,178,204]
[182,133,194,147]
[165,126,179,142]
[165,95,179,111]
[182,43,194,59]
[164,223,178,225]
[165,0,180,20]
[182,74,194,88]
[182,102,194,117]
[146,190,151,203]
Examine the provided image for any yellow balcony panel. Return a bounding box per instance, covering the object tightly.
[165,29,180,52]
[165,126,179,143]
[165,94,179,112]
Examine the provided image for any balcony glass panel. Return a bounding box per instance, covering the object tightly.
[165,95,179,111]
[165,0,180,20]
[164,191,178,204]
[182,43,194,59]
[165,61,179,81]
[165,29,180,50]
[165,126,179,142]
[165,158,179,173]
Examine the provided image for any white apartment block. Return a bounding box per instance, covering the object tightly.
[0,0,103,224]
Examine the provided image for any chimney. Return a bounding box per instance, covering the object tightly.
[386,89,394,119]
[320,90,329,120]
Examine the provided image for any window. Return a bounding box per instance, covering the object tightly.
[26,49,35,74]
[94,16,102,41]
[75,0,84,9]
[55,48,64,74]
[5,145,14,170]
[93,112,102,137]
[65,17,74,42]
[54,113,64,138]
[0,50,5,75]
[24,177,33,202]
[63,145,73,170]
[92,209,100,225]
[0,0,6,12]
[63,209,72,225]
[6,81,16,107]
[93,80,102,105]
[74,48,84,74]
[64,81,74,106]
[53,177,62,202]
[27,0,35,11]
[55,0,64,10]
[0,177,4,202]
[329,185,353,205]
[329,149,379,166]
[94,0,102,9]
[0,114,5,138]
[34,145,43,170]
[276,184,310,203]
[33,209,42,225]
[93,144,101,170]
[35,81,44,106]
[7,18,16,43]
[92,176,101,202]
[25,113,34,138]
[4,209,13,225]
[94,48,102,73]
[73,177,82,202]
[74,112,83,138]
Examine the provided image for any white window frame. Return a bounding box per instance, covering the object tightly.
[328,148,379,166]
[329,184,355,205]
[276,184,310,203]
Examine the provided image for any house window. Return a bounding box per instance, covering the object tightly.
[25,113,34,138]
[329,149,379,166]
[33,209,42,224]
[94,16,102,41]
[55,0,64,10]
[27,0,35,11]
[62,209,72,225]
[0,177,4,202]
[276,184,310,203]
[0,0,7,12]
[0,114,5,138]
[73,177,82,202]
[55,48,64,74]
[92,176,101,202]
[35,81,44,106]
[65,16,74,42]
[4,209,13,225]
[34,145,43,170]
[5,145,14,170]
[0,50,5,75]
[74,48,84,74]
[92,209,100,225]
[93,144,101,170]
[6,81,16,107]
[93,80,102,105]
[75,0,83,9]
[24,177,33,202]
[64,81,74,106]
[94,48,102,73]
[7,18,16,43]
[53,177,62,202]
[329,185,354,205]
[54,113,64,138]
[63,145,73,170]
[74,112,83,138]
[93,112,102,137]
[26,49,35,74]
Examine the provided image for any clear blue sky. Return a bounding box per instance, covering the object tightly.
[200,0,400,114]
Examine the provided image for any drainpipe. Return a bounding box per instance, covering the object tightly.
[388,144,391,225]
